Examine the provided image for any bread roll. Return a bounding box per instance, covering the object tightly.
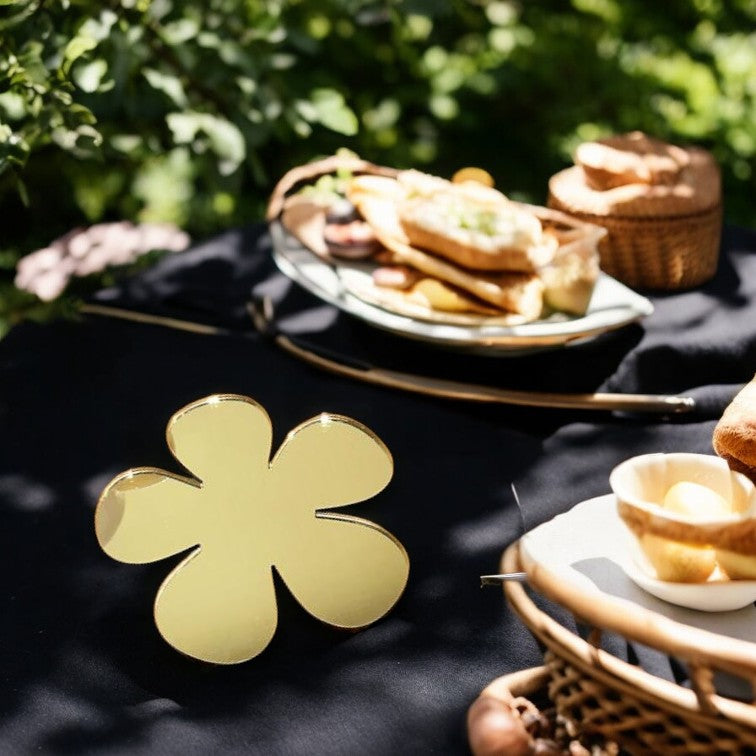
[549,145,720,219]
[713,374,756,482]
[575,131,691,189]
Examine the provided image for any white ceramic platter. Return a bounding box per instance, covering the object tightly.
[270,221,654,355]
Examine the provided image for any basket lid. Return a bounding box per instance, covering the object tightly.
[549,136,720,219]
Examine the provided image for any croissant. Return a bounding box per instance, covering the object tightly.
[713,374,756,483]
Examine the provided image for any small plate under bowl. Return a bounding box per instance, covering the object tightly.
[623,535,756,612]
[520,493,756,618]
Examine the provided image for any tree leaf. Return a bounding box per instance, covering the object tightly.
[143,68,188,107]
[162,18,199,45]
[0,0,37,30]
[73,59,108,93]
[201,115,245,175]
[63,36,97,66]
[0,126,30,171]
[166,112,245,175]
[310,88,358,136]
[166,112,203,144]
[79,9,118,42]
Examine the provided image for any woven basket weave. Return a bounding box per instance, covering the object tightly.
[547,193,722,291]
[492,541,756,754]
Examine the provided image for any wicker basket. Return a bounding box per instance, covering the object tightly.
[547,193,722,291]
[487,541,756,754]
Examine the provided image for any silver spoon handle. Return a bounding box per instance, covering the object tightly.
[480,573,528,585]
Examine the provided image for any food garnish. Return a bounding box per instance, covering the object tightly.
[451,166,495,187]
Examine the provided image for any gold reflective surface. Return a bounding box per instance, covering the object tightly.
[95,394,409,664]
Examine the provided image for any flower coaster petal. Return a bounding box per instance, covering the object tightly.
[96,469,201,563]
[155,550,278,664]
[167,395,273,483]
[278,513,409,628]
[271,414,393,511]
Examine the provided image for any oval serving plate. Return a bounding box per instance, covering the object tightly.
[270,220,654,356]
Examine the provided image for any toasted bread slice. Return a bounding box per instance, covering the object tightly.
[347,186,544,320]
[350,171,555,272]
[398,192,556,272]
[340,268,531,326]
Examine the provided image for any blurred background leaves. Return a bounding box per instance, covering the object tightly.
[1,0,755,335]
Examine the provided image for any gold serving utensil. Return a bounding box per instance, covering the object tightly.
[80,300,695,414]
[80,303,224,335]
[248,297,695,414]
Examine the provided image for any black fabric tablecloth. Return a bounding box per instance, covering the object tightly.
[1,223,755,754]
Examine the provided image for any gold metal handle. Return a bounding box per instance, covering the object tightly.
[81,301,696,415]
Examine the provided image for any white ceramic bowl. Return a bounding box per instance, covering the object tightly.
[610,452,756,611]
[611,452,756,549]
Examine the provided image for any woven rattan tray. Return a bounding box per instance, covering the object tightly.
[494,541,756,753]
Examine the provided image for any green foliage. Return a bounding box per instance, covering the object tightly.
[1,0,755,332]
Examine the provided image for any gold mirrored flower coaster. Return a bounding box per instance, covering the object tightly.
[95,394,410,664]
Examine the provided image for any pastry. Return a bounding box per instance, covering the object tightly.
[323,198,380,259]
[713,374,756,483]
[575,131,692,190]
[552,135,719,218]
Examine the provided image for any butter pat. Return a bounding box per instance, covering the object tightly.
[662,481,731,520]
